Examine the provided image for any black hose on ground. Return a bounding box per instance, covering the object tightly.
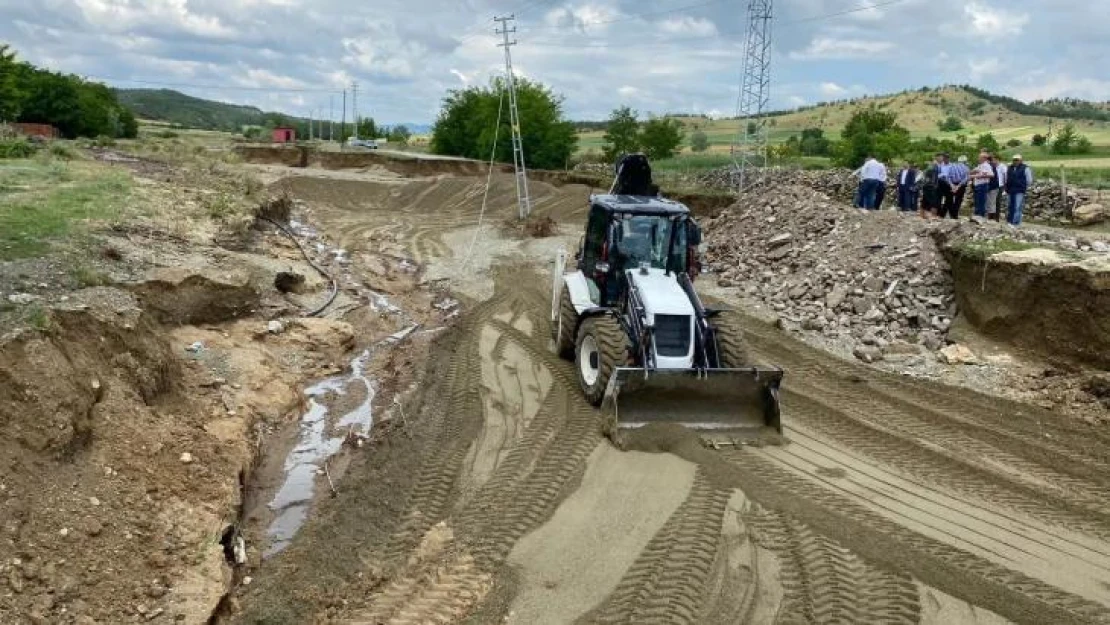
[258,216,338,317]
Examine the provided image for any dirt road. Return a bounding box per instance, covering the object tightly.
[235,167,1110,624]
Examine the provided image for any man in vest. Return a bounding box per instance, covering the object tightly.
[1004,155,1033,226]
[897,161,919,211]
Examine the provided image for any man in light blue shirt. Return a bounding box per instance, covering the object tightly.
[942,155,970,219]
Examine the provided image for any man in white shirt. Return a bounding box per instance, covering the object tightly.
[854,155,887,211]
[970,152,995,217]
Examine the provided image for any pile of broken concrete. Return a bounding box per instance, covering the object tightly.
[681,166,1107,225]
[702,184,957,364]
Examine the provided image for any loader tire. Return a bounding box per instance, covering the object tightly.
[575,315,629,406]
[552,285,577,360]
[710,312,751,367]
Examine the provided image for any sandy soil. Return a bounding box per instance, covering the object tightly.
[219,163,1110,625]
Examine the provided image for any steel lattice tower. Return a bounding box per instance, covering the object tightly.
[495,15,532,219]
[731,0,773,194]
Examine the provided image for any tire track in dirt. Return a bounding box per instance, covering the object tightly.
[776,388,1110,542]
[456,319,604,568]
[718,448,1110,624]
[755,427,1110,606]
[745,506,921,624]
[359,287,605,624]
[744,332,1110,520]
[744,323,1110,487]
[577,469,730,625]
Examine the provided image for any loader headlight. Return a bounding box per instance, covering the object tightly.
[594,261,610,273]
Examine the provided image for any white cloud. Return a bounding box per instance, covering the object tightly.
[819,82,847,96]
[787,95,807,106]
[1008,75,1110,101]
[542,4,620,33]
[968,57,1002,80]
[657,16,717,37]
[963,2,1029,40]
[790,37,895,60]
[449,69,469,84]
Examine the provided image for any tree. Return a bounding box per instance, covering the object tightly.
[430,78,576,170]
[975,133,1000,154]
[602,106,640,162]
[1052,123,1091,154]
[937,116,963,132]
[798,127,832,156]
[833,107,911,167]
[0,44,22,121]
[689,130,709,152]
[387,124,411,145]
[639,117,684,160]
[1031,133,1047,147]
[1006,138,1022,148]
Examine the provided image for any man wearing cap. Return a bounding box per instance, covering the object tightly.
[970,152,996,218]
[1004,154,1034,226]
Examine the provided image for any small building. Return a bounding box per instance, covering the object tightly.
[272,127,296,143]
[9,123,59,139]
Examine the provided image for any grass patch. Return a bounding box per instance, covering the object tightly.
[0,160,131,260]
[955,238,1041,261]
[71,265,112,287]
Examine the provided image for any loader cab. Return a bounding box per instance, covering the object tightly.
[579,195,700,307]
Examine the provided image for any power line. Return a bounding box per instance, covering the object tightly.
[88,75,343,94]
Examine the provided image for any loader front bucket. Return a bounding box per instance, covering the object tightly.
[602,367,783,435]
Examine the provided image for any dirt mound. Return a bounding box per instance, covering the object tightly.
[128,266,261,325]
[0,288,243,623]
[943,245,1110,368]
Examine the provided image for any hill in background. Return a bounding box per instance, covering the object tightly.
[115,89,272,131]
[115,88,431,134]
[576,86,1110,155]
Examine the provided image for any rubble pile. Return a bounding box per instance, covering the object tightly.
[677,166,1105,224]
[702,185,956,363]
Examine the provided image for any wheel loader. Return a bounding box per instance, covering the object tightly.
[550,154,783,441]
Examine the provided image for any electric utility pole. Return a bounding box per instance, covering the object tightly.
[329,96,334,141]
[731,0,774,194]
[341,89,347,145]
[495,14,532,219]
[352,81,359,140]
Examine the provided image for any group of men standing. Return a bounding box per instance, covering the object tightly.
[855,152,1034,225]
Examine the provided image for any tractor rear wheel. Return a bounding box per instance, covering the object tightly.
[575,315,629,406]
[552,285,577,360]
[710,312,751,367]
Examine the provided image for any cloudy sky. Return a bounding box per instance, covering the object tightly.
[1,0,1106,125]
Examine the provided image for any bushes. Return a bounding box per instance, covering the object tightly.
[0,138,35,159]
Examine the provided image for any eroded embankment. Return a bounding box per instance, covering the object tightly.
[945,244,1110,368]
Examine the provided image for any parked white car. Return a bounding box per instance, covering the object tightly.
[347,138,378,149]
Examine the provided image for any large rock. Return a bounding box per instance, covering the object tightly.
[938,343,978,365]
[1073,203,1110,226]
[853,344,884,363]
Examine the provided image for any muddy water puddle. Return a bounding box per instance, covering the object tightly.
[264,345,377,557]
[264,314,418,557]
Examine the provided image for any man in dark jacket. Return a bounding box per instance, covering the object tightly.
[896,161,919,211]
[1004,154,1033,226]
[919,155,942,218]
